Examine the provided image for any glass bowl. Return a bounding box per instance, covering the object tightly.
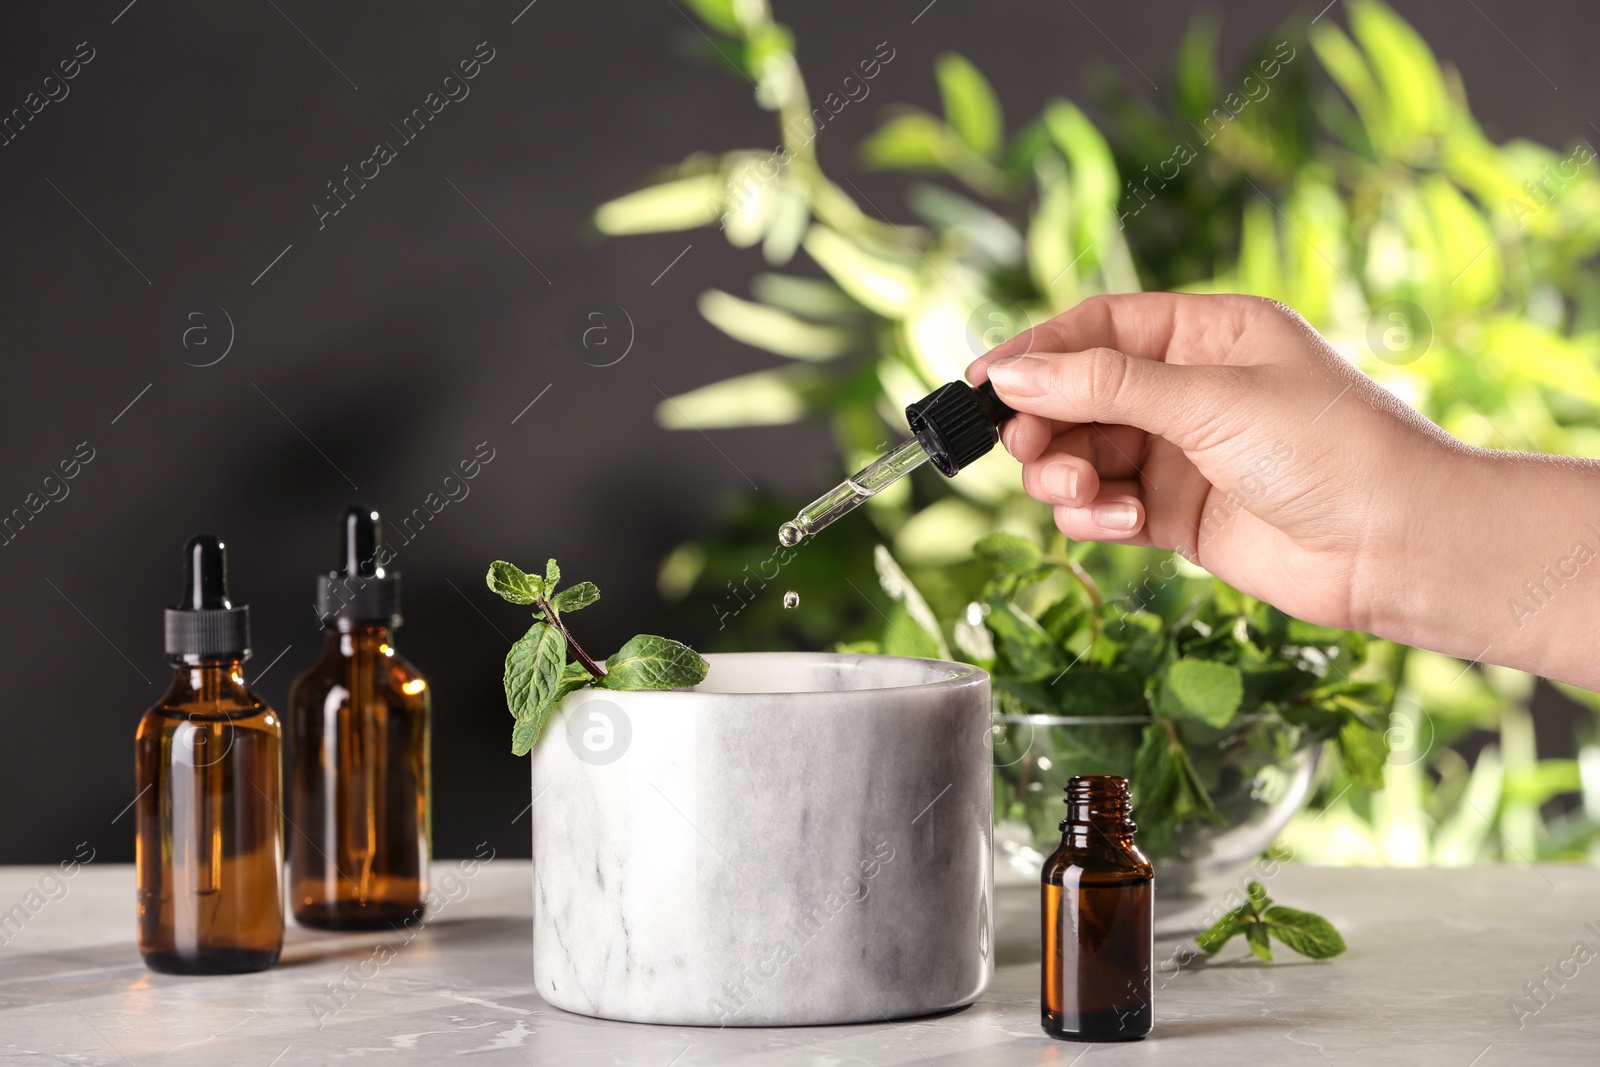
[990,713,1318,936]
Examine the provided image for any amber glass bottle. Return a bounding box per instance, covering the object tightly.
[136,535,284,975]
[1042,775,1153,1041]
[288,506,430,929]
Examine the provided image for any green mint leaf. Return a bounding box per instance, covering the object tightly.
[508,642,594,756]
[487,560,544,605]
[1105,611,1167,676]
[1037,596,1088,645]
[1158,657,1244,728]
[836,639,882,655]
[1262,906,1347,960]
[1054,666,1144,717]
[874,546,950,659]
[552,581,600,614]
[1171,738,1223,823]
[491,556,705,754]
[1241,663,1319,706]
[882,600,945,659]
[1134,717,1222,827]
[973,532,1044,576]
[503,621,567,723]
[996,677,1057,716]
[598,634,709,691]
[1245,922,1274,961]
[1196,903,1251,954]
[1132,720,1176,812]
[510,713,545,756]
[1337,716,1388,791]
[983,597,1063,681]
[1246,880,1271,911]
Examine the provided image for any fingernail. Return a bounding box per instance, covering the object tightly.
[1041,463,1077,501]
[1093,501,1140,532]
[986,355,1048,397]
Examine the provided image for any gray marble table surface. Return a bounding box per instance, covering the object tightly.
[1,861,1596,1065]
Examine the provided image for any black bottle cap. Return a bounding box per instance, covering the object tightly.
[316,505,401,629]
[164,534,252,660]
[904,379,1016,477]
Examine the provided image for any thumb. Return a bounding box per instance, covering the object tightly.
[985,349,1221,449]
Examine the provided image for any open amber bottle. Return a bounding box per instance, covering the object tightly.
[136,535,284,974]
[288,506,430,929]
[1042,775,1153,1041]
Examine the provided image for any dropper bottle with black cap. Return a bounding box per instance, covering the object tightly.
[135,535,284,974]
[778,379,1015,546]
[288,506,431,929]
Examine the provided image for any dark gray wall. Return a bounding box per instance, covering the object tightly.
[1,0,1595,864]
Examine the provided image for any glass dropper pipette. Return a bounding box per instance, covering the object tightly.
[779,378,1015,547]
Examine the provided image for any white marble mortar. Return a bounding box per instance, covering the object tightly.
[529,652,994,1026]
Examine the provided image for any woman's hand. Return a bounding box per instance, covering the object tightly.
[967,292,1475,637]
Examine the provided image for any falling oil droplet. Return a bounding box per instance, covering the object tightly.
[783,591,800,610]
[778,522,804,548]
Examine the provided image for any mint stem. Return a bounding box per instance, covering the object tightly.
[540,597,607,679]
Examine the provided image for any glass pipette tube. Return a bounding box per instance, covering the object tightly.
[779,437,930,546]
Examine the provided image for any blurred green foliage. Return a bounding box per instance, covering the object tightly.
[601,0,1600,863]
[840,531,1388,861]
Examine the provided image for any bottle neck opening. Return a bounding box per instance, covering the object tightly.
[1060,775,1137,837]
[329,623,393,656]
[166,659,249,697]
[168,654,247,670]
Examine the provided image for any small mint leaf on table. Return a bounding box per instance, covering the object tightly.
[1191,881,1346,962]
[552,581,600,614]
[488,560,544,605]
[598,634,709,691]
[1196,904,1251,954]
[1262,906,1347,959]
[1245,923,1274,961]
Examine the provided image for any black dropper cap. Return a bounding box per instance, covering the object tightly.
[905,379,1016,477]
[316,505,401,629]
[164,534,252,661]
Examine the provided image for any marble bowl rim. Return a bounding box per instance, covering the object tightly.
[568,650,988,702]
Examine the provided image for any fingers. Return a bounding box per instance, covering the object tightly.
[1020,451,1101,507]
[986,347,1217,450]
[965,293,1284,458]
[968,294,1180,371]
[967,293,1175,463]
[1052,481,1149,544]
[1042,424,1148,478]
[1017,424,1147,506]
[999,413,1059,463]
[968,292,1267,376]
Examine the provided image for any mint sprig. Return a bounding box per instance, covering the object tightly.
[487,558,708,755]
[1195,880,1346,961]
